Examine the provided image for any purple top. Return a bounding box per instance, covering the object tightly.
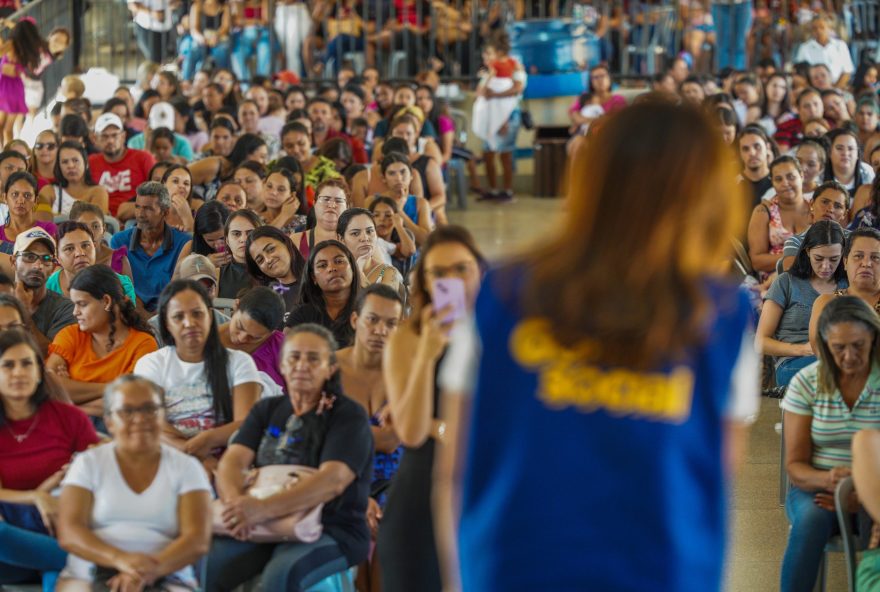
[0,220,57,253]
[110,246,128,274]
[252,331,285,390]
[438,114,455,135]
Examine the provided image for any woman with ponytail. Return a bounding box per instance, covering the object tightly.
[46,265,157,428]
[135,280,262,471]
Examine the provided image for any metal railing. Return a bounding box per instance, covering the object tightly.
[4,0,74,107]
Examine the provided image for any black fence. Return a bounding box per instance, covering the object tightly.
[4,0,74,107]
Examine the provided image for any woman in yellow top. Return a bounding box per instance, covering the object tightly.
[46,265,157,428]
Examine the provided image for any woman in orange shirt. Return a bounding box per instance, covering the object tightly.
[46,265,157,430]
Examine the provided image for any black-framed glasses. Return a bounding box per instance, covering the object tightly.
[16,252,55,265]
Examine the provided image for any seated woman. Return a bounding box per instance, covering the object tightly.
[350,137,425,208]
[162,164,199,233]
[285,240,361,347]
[56,375,212,592]
[779,181,850,272]
[262,167,307,235]
[337,207,405,294]
[175,200,232,274]
[189,133,269,189]
[219,208,261,299]
[851,171,880,230]
[215,182,247,213]
[245,226,307,312]
[568,63,626,146]
[810,227,880,349]
[69,201,133,280]
[36,141,109,220]
[824,128,875,197]
[204,324,373,592]
[32,129,59,191]
[369,153,434,246]
[232,160,267,214]
[747,156,812,280]
[134,280,262,471]
[219,285,285,392]
[756,221,847,387]
[0,172,56,255]
[368,196,417,278]
[795,140,826,200]
[385,114,447,224]
[47,265,157,427]
[291,178,351,260]
[0,331,98,592]
[781,296,880,592]
[46,222,136,304]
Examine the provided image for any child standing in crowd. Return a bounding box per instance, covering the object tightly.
[0,18,47,144]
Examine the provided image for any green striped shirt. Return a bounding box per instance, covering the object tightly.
[783,361,880,470]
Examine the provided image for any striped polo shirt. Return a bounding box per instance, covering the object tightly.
[783,361,880,469]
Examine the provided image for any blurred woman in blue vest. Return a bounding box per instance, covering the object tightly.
[435,100,760,591]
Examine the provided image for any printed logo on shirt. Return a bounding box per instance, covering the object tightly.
[98,170,132,194]
[509,318,695,423]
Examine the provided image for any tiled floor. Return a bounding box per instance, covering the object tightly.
[449,197,847,592]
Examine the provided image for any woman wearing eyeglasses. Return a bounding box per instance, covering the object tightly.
[36,141,109,220]
[46,265,157,429]
[0,331,99,592]
[31,129,58,192]
[0,172,56,255]
[290,178,351,261]
[56,375,212,592]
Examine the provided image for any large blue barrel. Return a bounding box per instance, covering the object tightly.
[508,19,600,75]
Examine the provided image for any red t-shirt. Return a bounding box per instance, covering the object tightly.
[0,400,99,490]
[322,129,369,164]
[89,148,155,216]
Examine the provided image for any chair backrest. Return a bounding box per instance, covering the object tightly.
[213,297,236,319]
[835,476,859,592]
[449,107,469,146]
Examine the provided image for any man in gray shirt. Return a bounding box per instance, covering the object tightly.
[11,227,75,353]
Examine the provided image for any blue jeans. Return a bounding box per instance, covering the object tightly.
[180,35,232,80]
[202,533,350,592]
[232,26,273,81]
[324,34,365,69]
[781,486,839,592]
[712,2,752,70]
[775,356,816,388]
[0,517,67,592]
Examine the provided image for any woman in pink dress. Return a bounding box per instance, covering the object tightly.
[0,18,47,144]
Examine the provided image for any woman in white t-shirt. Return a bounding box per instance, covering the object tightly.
[56,375,212,591]
[134,280,262,472]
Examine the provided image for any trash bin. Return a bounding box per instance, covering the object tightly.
[533,126,569,197]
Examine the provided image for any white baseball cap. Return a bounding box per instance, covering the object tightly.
[95,112,124,134]
[148,102,175,131]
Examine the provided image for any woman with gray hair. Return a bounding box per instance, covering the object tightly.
[56,375,212,592]
[781,295,880,591]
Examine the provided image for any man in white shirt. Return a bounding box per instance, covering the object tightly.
[794,16,854,88]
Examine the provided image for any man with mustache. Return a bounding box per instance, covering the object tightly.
[110,181,191,314]
[10,227,74,353]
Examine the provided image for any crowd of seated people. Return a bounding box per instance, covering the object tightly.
[10,3,880,590]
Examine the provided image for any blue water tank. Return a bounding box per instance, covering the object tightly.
[508,19,600,75]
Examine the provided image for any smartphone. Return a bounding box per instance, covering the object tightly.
[215,240,226,254]
[432,278,467,324]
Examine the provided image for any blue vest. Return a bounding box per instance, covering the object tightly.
[459,266,753,591]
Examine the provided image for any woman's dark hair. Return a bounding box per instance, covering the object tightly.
[268,158,306,213]
[411,226,486,333]
[244,226,307,285]
[0,293,28,326]
[381,137,409,158]
[293,240,361,343]
[134,89,160,119]
[769,154,803,177]
[59,114,93,149]
[416,84,444,128]
[228,133,267,168]
[844,227,880,259]
[192,201,230,255]
[149,127,176,149]
[0,331,48,424]
[70,265,153,350]
[157,280,232,423]
[266,166,307,216]
[157,71,181,98]
[760,73,792,117]
[236,160,267,179]
[739,123,781,161]
[149,161,173,181]
[102,97,129,119]
[54,141,96,188]
[237,286,285,331]
[853,61,879,97]
[286,109,310,124]
[161,164,193,201]
[578,63,613,109]
[5,170,37,195]
[224,208,263,238]
[316,138,353,172]
[824,128,865,187]
[816,295,880,394]
[210,116,237,135]
[715,105,740,132]
[789,220,847,281]
[170,97,199,135]
[11,20,48,71]
[381,152,412,175]
[284,86,307,103]
[55,220,92,247]
[336,207,374,236]
[367,196,401,242]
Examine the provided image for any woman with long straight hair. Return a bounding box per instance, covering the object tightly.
[434,102,757,591]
